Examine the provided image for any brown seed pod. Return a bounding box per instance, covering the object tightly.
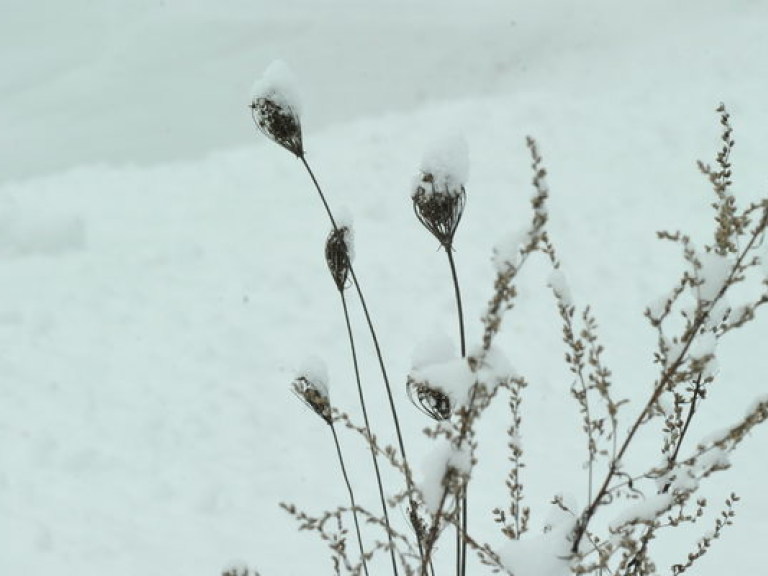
[412,172,466,249]
[250,96,304,158]
[292,375,332,425]
[406,375,452,421]
[325,225,352,292]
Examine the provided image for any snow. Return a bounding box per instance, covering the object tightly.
[609,493,675,531]
[492,228,528,273]
[547,269,573,308]
[0,206,85,257]
[414,132,469,195]
[251,60,302,114]
[499,528,572,576]
[695,249,732,304]
[419,439,472,514]
[411,333,455,370]
[499,501,574,576]
[297,356,330,394]
[1,1,768,576]
[690,330,718,376]
[474,345,516,385]
[408,357,475,410]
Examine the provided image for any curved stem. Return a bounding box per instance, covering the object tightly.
[341,292,399,576]
[330,422,370,576]
[445,247,467,576]
[300,155,338,229]
[349,266,421,514]
[446,248,466,357]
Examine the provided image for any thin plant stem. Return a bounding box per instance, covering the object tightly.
[298,154,425,564]
[341,291,399,576]
[668,374,703,467]
[300,156,338,229]
[330,422,370,576]
[446,248,466,357]
[349,267,423,540]
[445,247,467,576]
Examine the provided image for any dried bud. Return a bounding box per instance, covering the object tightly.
[292,359,332,425]
[412,134,468,248]
[250,61,304,157]
[412,173,466,248]
[325,222,354,292]
[406,375,452,421]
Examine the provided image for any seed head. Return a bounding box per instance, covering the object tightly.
[250,97,304,157]
[406,375,452,421]
[325,224,353,292]
[292,368,332,426]
[412,172,466,249]
[250,61,304,157]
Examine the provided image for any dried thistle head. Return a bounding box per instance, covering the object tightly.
[292,359,332,425]
[250,61,304,157]
[412,134,469,249]
[406,375,452,421]
[412,174,466,249]
[325,216,354,292]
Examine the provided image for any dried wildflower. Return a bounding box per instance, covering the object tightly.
[250,97,303,157]
[292,374,332,425]
[325,224,353,292]
[250,61,304,157]
[412,172,466,249]
[406,375,452,421]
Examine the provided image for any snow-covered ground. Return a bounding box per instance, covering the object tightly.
[1,1,767,575]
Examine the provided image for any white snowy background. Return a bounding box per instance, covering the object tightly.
[1,0,767,575]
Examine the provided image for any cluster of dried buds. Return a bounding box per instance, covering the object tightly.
[412,172,466,250]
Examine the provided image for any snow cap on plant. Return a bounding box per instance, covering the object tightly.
[250,60,304,157]
[325,209,355,292]
[406,334,466,421]
[412,133,468,249]
[291,357,332,425]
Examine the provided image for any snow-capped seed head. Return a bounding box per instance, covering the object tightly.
[412,174,466,249]
[250,61,304,157]
[412,133,468,248]
[291,360,331,425]
[406,375,452,421]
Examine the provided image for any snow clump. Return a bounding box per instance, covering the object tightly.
[251,59,302,114]
[419,439,472,513]
[414,132,469,196]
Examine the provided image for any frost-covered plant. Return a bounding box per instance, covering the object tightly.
[248,60,768,576]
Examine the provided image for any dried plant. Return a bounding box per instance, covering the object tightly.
[291,369,370,576]
[324,221,400,575]
[412,172,466,251]
[246,67,768,576]
[411,146,470,576]
[250,65,423,571]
